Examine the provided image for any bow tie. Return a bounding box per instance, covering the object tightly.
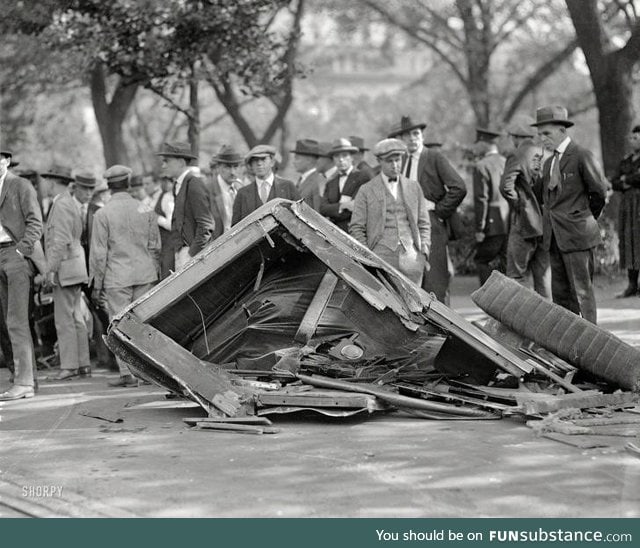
[388,178,398,183]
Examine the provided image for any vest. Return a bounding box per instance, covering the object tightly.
[376,186,414,252]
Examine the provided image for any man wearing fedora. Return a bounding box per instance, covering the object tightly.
[291,139,324,211]
[350,139,431,285]
[209,144,244,239]
[90,165,161,387]
[472,127,510,285]
[315,142,337,194]
[42,165,92,381]
[533,105,609,323]
[319,138,370,232]
[389,115,467,303]
[232,145,300,225]
[157,141,214,272]
[349,136,377,181]
[0,149,43,400]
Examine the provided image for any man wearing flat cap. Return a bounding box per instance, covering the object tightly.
[319,138,370,232]
[90,165,161,387]
[472,127,510,285]
[41,165,91,381]
[533,105,609,323]
[291,139,324,211]
[0,149,43,400]
[209,144,244,238]
[350,139,431,285]
[389,115,467,303]
[157,141,214,271]
[232,144,300,225]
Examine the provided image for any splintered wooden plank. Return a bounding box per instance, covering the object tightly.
[194,422,280,435]
[294,269,339,344]
[518,391,640,415]
[112,315,254,417]
[257,390,375,408]
[182,416,273,426]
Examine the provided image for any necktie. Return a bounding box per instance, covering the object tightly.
[259,180,269,203]
[229,183,237,199]
[173,180,178,198]
[549,150,561,191]
[404,155,413,179]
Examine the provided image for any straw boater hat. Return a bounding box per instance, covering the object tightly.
[290,139,320,157]
[328,138,358,156]
[74,172,97,189]
[387,116,427,138]
[103,165,132,189]
[41,164,74,183]
[156,141,198,160]
[373,138,408,160]
[530,105,574,128]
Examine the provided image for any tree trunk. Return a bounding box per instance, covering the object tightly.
[188,67,200,158]
[90,63,138,167]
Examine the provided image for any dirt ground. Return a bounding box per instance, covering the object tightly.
[1,275,639,518]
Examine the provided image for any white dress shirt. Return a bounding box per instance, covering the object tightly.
[256,172,275,204]
[382,172,400,200]
[0,170,13,243]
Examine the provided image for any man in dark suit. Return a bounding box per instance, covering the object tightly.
[0,149,43,400]
[319,138,370,232]
[157,141,214,271]
[209,145,244,239]
[349,136,377,181]
[533,105,609,323]
[472,128,509,285]
[388,116,467,303]
[232,145,300,225]
[291,139,324,211]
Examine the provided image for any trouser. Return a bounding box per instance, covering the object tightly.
[53,284,91,370]
[549,235,597,324]
[373,243,426,286]
[0,246,35,387]
[0,293,14,370]
[506,232,551,299]
[475,234,508,286]
[104,283,154,376]
[422,213,451,304]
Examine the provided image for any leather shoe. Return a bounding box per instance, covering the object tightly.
[108,374,138,388]
[48,369,81,381]
[78,366,92,377]
[0,385,35,401]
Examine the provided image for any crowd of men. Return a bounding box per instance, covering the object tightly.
[0,104,612,402]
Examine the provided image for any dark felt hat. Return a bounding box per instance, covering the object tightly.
[41,164,74,183]
[130,174,143,188]
[348,136,369,152]
[103,165,132,187]
[156,141,198,160]
[317,142,332,158]
[508,123,536,139]
[290,139,320,157]
[387,116,427,138]
[475,127,503,143]
[214,144,244,164]
[328,138,358,156]
[75,172,97,188]
[246,144,277,162]
[530,105,574,128]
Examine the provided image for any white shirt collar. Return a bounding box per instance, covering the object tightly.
[256,172,275,186]
[412,143,424,158]
[556,136,571,155]
[381,172,399,185]
[338,166,353,178]
[0,170,7,187]
[300,168,316,183]
[176,168,192,186]
[217,174,236,191]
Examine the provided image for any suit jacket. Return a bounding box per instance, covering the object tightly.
[297,169,324,211]
[356,160,376,182]
[0,171,43,257]
[319,169,369,232]
[409,148,467,221]
[89,193,160,289]
[44,191,84,276]
[171,171,215,257]
[208,176,236,240]
[500,152,543,239]
[350,175,431,256]
[231,175,300,225]
[540,140,609,252]
[473,152,509,236]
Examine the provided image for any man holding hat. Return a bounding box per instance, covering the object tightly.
[90,165,161,387]
[350,139,431,285]
[157,141,213,271]
[291,139,324,211]
[232,144,299,225]
[349,136,377,181]
[472,127,510,285]
[209,144,244,238]
[388,115,467,303]
[42,164,91,381]
[319,138,369,232]
[532,105,609,323]
[0,149,43,400]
